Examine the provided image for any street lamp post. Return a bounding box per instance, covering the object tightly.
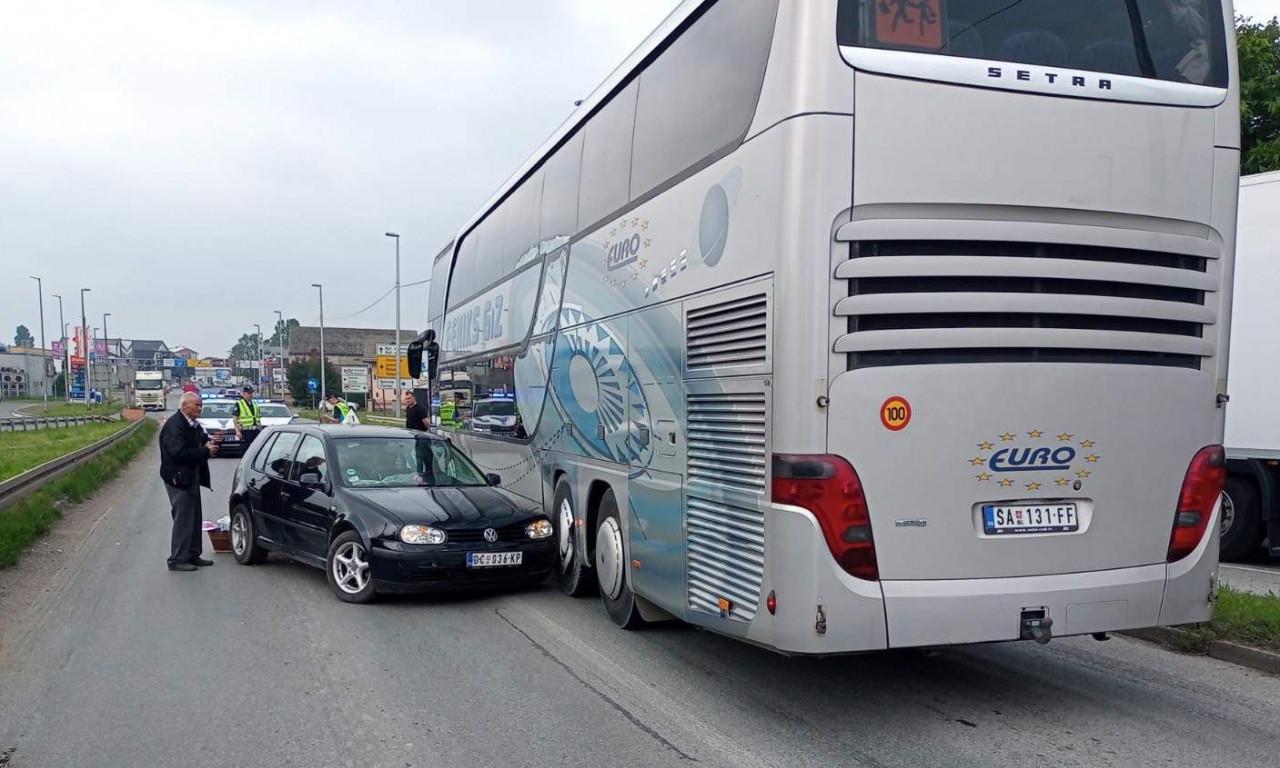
[274,309,286,399]
[102,312,111,400]
[29,276,47,409]
[386,231,401,419]
[79,288,91,407]
[52,294,66,401]
[312,284,325,405]
[253,323,263,395]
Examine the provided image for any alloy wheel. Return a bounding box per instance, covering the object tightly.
[331,541,370,595]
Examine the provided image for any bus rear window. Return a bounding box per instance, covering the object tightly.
[836,0,1228,87]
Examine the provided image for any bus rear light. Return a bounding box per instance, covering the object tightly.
[772,454,879,581]
[1168,445,1225,562]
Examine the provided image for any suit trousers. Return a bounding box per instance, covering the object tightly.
[165,484,203,565]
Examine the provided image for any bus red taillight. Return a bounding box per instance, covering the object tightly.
[772,454,878,581]
[1168,445,1226,562]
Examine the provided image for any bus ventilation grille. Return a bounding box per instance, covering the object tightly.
[686,497,764,622]
[685,390,767,623]
[686,293,768,371]
[835,239,1217,370]
[687,392,768,496]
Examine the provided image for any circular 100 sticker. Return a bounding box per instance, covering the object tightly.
[880,396,912,431]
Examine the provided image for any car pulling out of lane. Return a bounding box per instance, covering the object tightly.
[226,425,555,602]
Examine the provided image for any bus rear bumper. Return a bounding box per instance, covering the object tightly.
[881,565,1167,648]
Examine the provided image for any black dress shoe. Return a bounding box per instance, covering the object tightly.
[168,562,197,572]
[189,557,214,567]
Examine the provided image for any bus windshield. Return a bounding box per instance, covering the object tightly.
[836,0,1227,87]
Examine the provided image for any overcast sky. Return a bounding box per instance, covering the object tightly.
[2,0,1277,358]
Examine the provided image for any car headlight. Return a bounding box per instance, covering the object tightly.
[400,525,447,545]
[525,519,553,540]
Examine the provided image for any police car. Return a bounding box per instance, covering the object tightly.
[195,399,294,456]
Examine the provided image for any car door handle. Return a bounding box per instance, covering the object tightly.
[248,478,258,488]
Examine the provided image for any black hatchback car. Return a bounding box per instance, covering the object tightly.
[227,425,555,603]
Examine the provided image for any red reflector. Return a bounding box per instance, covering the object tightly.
[1168,445,1225,562]
[766,590,776,615]
[772,454,878,581]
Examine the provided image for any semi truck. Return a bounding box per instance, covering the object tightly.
[1222,171,1280,561]
[133,370,166,411]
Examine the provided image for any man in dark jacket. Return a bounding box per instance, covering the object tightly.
[159,391,218,571]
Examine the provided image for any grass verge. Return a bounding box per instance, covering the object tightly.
[29,402,123,418]
[1170,585,1280,654]
[0,419,157,568]
[0,421,132,482]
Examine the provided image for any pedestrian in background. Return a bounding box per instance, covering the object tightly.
[403,390,430,432]
[232,385,262,447]
[159,392,218,572]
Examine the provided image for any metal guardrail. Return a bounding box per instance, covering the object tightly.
[0,417,148,510]
[0,415,116,432]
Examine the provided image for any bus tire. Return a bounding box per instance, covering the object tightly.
[595,489,644,629]
[553,477,595,597]
[1220,476,1262,561]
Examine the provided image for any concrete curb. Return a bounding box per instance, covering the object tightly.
[1120,627,1280,676]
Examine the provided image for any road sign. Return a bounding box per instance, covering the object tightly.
[375,344,409,356]
[341,366,369,393]
[307,378,318,393]
[375,355,408,378]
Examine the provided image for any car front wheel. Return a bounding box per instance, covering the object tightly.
[326,531,377,604]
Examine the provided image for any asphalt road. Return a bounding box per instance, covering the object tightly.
[1,414,1279,767]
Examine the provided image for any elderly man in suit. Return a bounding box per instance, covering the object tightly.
[159,391,219,571]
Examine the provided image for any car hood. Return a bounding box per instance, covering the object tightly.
[196,417,234,430]
[350,486,537,528]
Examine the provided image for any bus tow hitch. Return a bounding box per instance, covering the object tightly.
[1020,609,1053,644]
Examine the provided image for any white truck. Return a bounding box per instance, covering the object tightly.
[1222,171,1280,561]
[133,370,166,411]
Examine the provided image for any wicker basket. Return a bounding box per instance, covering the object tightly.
[207,529,233,554]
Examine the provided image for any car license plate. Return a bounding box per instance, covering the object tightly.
[466,551,523,568]
[983,503,1079,535]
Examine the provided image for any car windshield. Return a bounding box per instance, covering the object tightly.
[473,400,516,418]
[259,404,292,418]
[200,402,236,418]
[135,380,164,390]
[334,436,489,488]
[835,0,1228,87]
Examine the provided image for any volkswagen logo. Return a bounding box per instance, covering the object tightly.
[483,528,498,543]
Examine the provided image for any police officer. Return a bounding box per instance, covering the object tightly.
[321,392,353,424]
[232,385,262,447]
[439,396,457,429]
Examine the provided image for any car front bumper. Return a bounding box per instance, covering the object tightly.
[371,539,556,593]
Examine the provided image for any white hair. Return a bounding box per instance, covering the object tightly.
[180,392,202,407]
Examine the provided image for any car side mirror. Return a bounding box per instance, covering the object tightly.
[486,473,501,486]
[299,471,325,489]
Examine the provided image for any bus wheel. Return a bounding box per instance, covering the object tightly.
[553,477,595,597]
[595,489,644,629]
[1220,477,1262,561]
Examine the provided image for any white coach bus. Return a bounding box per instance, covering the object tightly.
[410,0,1239,653]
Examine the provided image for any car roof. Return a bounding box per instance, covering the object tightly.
[274,424,445,441]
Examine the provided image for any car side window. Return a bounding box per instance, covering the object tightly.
[251,433,278,472]
[291,436,329,484]
[263,432,301,479]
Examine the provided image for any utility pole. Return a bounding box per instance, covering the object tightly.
[312,284,326,404]
[253,323,263,395]
[274,309,286,399]
[386,232,402,419]
[79,288,91,407]
[102,312,111,400]
[30,276,47,409]
[52,294,66,401]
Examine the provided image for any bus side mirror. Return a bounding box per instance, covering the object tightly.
[407,329,438,381]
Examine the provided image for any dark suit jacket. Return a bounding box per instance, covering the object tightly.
[159,412,212,491]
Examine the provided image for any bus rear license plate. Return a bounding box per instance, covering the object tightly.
[467,551,523,568]
[983,503,1079,535]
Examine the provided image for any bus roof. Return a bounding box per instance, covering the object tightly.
[452,0,706,244]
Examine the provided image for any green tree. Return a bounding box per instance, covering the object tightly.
[13,325,34,347]
[269,318,300,348]
[53,372,66,398]
[228,332,260,362]
[1239,14,1280,174]
[286,358,341,405]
